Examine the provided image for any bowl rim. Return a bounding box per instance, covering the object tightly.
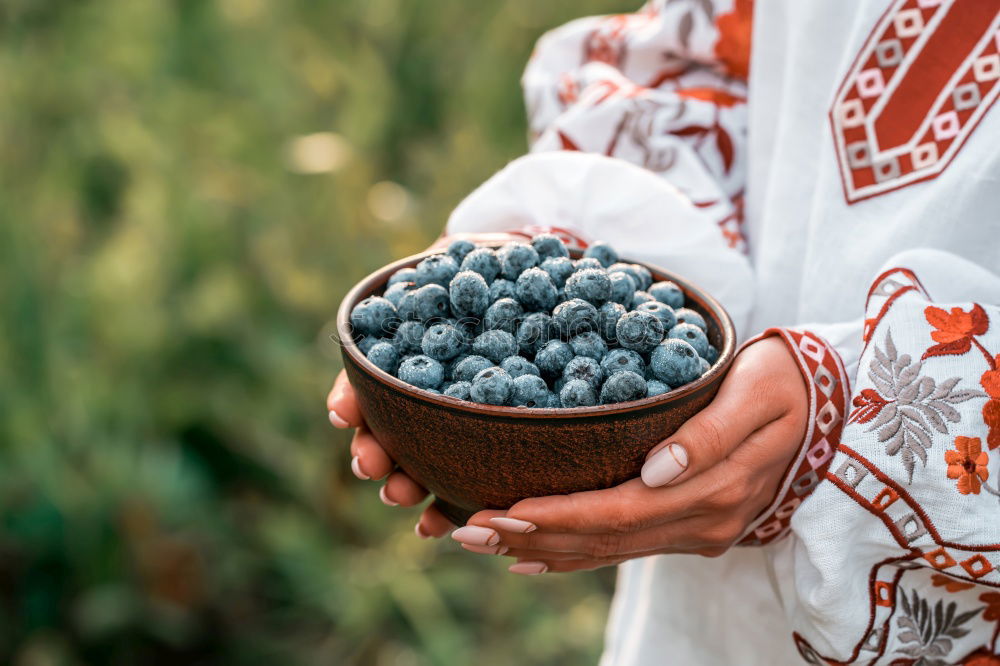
[336,244,736,419]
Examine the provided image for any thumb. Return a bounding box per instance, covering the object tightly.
[640,374,786,488]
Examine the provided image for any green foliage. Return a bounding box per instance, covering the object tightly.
[0,0,635,664]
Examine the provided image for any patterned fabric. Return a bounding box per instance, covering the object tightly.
[522,0,752,250]
[736,328,851,547]
[830,0,1000,204]
[772,256,1000,665]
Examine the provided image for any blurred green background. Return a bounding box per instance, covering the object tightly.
[0,0,637,664]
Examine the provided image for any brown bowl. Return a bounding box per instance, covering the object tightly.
[337,247,735,525]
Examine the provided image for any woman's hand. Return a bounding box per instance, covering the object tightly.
[451,336,809,574]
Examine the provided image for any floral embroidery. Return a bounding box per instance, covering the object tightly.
[931,573,976,594]
[895,588,983,665]
[945,437,990,495]
[982,359,1000,451]
[923,304,991,363]
[850,331,982,481]
[713,0,752,79]
[982,593,1000,623]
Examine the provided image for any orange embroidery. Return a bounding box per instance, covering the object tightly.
[983,359,1000,451]
[675,87,744,108]
[931,573,975,593]
[982,592,1000,622]
[945,436,990,495]
[713,0,752,80]
[923,304,990,360]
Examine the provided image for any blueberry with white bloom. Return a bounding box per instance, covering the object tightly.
[449,270,489,318]
[497,242,539,280]
[609,271,635,308]
[598,302,627,342]
[540,256,575,288]
[531,233,569,260]
[350,296,400,337]
[470,366,513,405]
[484,297,524,333]
[384,280,416,308]
[452,355,493,382]
[398,355,445,390]
[600,348,645,378]
[673,307,707,332]
[569,331,607,361]
[366,341,399,375]
[472,329,518,363]
[560,379,597,408]
[599,370,647,404]
[699,357,710,375]
[500,355,540,378]
[552,298,598,338]
[668,322,709,357]
[631,290,654,307]
[510,374,550,407]
[615,310,664,354]
[636,301,677,332]
[488,278,517,303]
[646,379,671,397]
[398,284,450,322]
[650,339,701,387]
[534,340,574,379]
[387,267,417,287]
[516,267,558,312]
[574,257,603,272]
[649,280,684,309]
[583,240,618,267]
[562,356,603,391]
[415,254,459,288]
[705,344,720,364]
[357,335,382,355]
[444,381,472,400]
[516,312,554,356]
[392,320,425,354]
[447,239,476,264]
[564,268,612,306]
[460,247,501,284]
[421,323,466,361]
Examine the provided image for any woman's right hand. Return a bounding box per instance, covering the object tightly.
[327,370,456,538]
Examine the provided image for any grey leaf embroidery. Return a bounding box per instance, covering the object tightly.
[895,588,983,666]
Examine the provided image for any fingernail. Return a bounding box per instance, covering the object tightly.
[379,485,398,506]
[641,442,688,487]
[450,525,500,547]
[489,517,537,533]
[415,523,430,539]
[329,409,349,428]
[508,561,547,575]
[461,543,509,555]
[350,456,370,480]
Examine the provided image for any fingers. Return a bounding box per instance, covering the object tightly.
[416,504,456,539]
[328,370,363,427]
[349,426,395,480]
[641,346,792,488]
[380,471,429,507]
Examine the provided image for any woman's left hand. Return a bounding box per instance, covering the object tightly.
[451,336,809,574]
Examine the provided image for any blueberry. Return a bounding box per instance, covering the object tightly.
[484,297,524,333]
[569,331,608,361]
[636,301,677,332]
[415,254,460,287]
[398,284,450,322]
[447,239,476,264]
[384,281,416,308]
[615,310,664,353]
[387,267,417,287]
[600,348,645,378]
[631,290,654,307]
[516,267,558,312]
[460,248,501,284]
[674,307,708,332]
[531,233,569,260]
[705,344,720,364]
[699,357,710,375]
[453,355,493,382]
[599,370,647,404]
[497,242,539,280]
[472,329,518,363]
[500,355,540,378]
[449,270,489,318]
[534,340,574,379]
[646,379,671,397]
[357,335,382,355]
[350,296,400,337]
[470,366,513,405]
[516,312,554,356]
[668,322,709,357]
[398,355,445,390]
[444,353,470,380]
[421,323,466,361]
[574,257,603,272]
[649,280,684,308]
[608,263,651,291]
[598,302,627,342]
[609,272,635,308]
[545,391,562,408]
[366,341,399,374]
[552,298,599,338]
[650,339,702,387]
[540,256,575,288]
[510,374,550,407]
[444,381,472,400]
[560,379,597,407]
[564,268,611,306]
[489,278,517,303]
[562,356,603,391]
[583,241,618,268]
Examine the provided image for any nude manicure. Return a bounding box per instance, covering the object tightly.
[351,456,370,480]
[489,517,538,533]
[329,409,349,428]
[379,485,398,506]
[461,543,509,555]
[509,561,547,575]
[450,525,500,546]
[641,442,689,487]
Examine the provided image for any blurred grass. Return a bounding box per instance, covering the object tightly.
[0,0,637,664]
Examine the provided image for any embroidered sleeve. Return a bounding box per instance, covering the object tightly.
[736,328,851,546]
[765,250,1000,665]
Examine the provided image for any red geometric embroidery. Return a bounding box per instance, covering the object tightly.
[874,580,895,607]
[873,487,900,510]
[962,554,996,578]
[925,546,958,569]
[830,0,1000,204]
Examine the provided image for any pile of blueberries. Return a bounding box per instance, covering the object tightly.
[348,234,718,408]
